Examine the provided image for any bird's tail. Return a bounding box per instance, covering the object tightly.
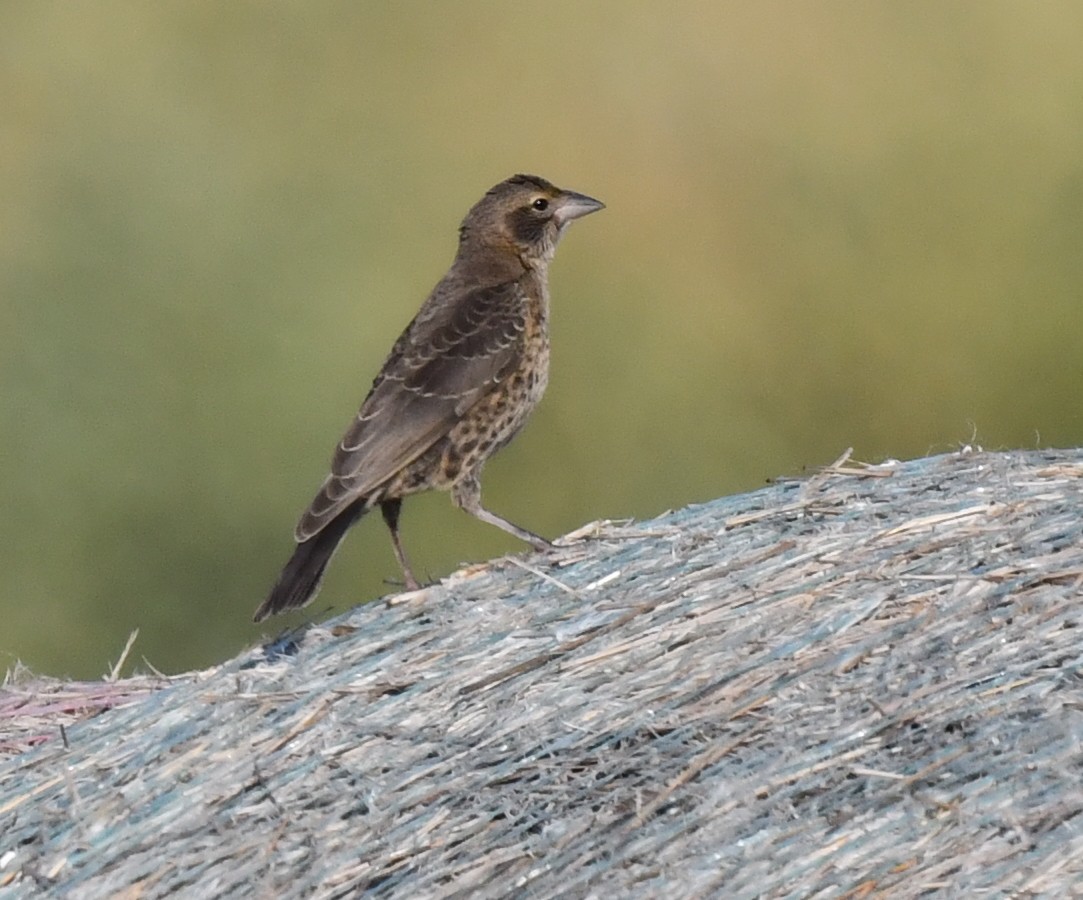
[253,503,366,622]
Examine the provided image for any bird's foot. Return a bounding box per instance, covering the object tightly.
[384,572,425,592]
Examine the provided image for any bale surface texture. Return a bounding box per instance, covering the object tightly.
[2,449,1083,898]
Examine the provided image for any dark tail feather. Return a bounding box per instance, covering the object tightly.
[253,504,366,622]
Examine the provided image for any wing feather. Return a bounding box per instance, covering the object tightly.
[294,279,527,541]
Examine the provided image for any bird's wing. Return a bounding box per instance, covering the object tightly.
[294,279,528,541]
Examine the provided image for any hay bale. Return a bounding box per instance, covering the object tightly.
[3,448,1083,898]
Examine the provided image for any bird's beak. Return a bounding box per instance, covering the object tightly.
[554,190,605,225]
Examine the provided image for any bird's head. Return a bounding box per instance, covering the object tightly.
[458,174,604,267]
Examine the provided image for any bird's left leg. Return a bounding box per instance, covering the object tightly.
[380,498,421,590]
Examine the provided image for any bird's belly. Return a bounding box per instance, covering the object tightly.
[380,315,551,498]
[395,351,547,496]
[451,346,549,469]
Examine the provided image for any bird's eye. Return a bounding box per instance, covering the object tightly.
[531,197,549,211]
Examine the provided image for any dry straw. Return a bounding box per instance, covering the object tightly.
[2,448,1083,897]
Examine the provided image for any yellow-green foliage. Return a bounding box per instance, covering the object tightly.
[3,3,1082,677]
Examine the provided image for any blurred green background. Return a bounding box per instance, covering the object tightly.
[4,3,1082,679]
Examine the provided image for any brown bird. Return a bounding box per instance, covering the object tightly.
[254,174,604,622]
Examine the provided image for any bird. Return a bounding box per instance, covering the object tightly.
[253,174,604,622]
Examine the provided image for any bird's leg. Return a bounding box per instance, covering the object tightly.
[380,499,421,590]
[451,474,553,552]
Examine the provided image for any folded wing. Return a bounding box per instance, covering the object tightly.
[295,279,527,541]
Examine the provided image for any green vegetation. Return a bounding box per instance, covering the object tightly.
[3,3,1082,677]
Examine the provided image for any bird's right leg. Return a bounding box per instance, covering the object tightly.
[451,474,553,552]
[380,498,421,590]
